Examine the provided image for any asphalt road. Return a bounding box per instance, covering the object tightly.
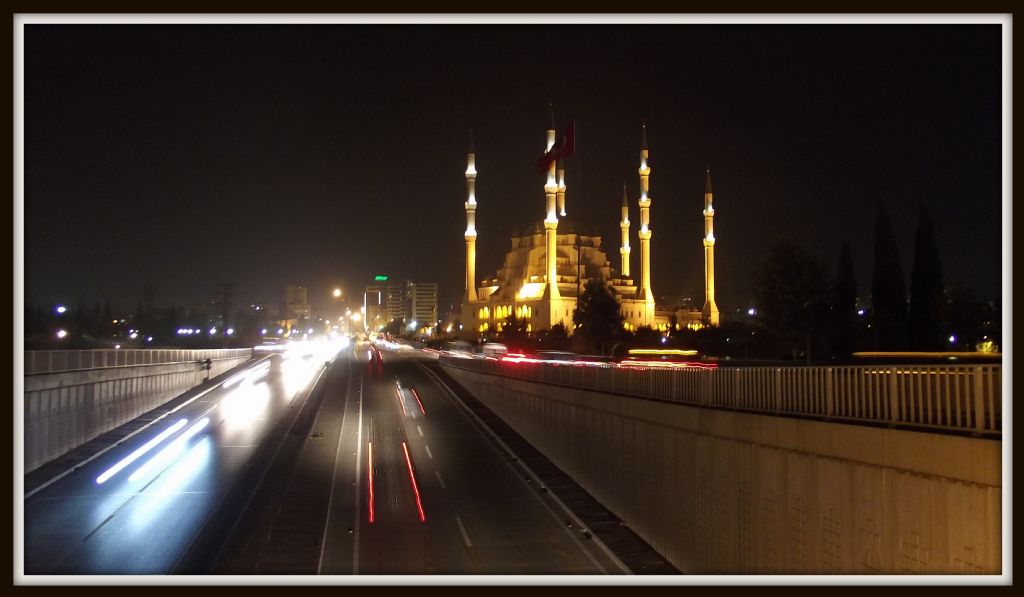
[23,341,339,575]
[214,343,622,575]
[23,341,634,575]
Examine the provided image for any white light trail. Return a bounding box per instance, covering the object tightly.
[95,418,188,484]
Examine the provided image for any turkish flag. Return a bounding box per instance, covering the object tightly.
[537,120,576,173]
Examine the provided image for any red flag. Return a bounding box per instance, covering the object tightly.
[537,119,576,173]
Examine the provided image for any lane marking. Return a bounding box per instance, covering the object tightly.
[417,425,423,437]
[435,470,446,490]
[416,362,626,575]
[424,445,433,460]
[352,377,364,574]
[317,358,353,574]
[401,442,426,522]
[455,516,473,548]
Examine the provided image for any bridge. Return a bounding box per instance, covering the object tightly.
[19,345,1002,576]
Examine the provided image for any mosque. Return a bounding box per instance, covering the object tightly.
[459,113,720,337]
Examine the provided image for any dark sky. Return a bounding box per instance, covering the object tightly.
[24,24,1003,316]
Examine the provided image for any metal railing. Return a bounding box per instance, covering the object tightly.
[23,348,253,375]
[440,356,1002,436]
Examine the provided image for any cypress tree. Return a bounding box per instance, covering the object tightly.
[870,205,908,350]
[909,202,946,350]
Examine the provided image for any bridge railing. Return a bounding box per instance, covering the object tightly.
[23,348,253,375]
[440,356,1002,436]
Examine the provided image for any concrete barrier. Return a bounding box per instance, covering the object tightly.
[24,349,252,472]
[442,362,1002,574]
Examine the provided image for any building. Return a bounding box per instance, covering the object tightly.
[405,280,439,333]
[278,285,312,332]
[363,280,439,335]
[364,283,403,331]
[460,114,720,337]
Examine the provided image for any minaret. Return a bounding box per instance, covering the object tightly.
[464,128,479,303]
[544,105,561,300]
[637,123,654,316]
[702,166,720,326]
[557,159,567,217]
[619,183,631,278]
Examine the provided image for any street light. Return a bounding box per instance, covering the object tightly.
[333,288,342,298]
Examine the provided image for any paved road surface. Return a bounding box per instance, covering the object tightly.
[23,342,338,574]
[215,343,622,574]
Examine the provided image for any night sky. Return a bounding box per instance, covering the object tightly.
[23,24,1003,317]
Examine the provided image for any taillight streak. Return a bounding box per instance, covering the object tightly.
[367,442,375,524]
[401,442,426,522]
[411,389,425,415]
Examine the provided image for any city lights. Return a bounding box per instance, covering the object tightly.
[55,305,66,314]
[56,329,67,339]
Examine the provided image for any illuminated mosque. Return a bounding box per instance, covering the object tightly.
[460,113,720,337]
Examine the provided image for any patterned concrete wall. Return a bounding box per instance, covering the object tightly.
[24,353,251,472]
[443,365,1002,574]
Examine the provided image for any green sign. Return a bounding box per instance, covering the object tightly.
[374,275,389,281]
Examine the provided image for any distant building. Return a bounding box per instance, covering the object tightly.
[406,280,439,333]
[279,285,312,331]
[363,280,439,335]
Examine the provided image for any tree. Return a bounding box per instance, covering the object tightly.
[909,202,946,351]
[498,312,529,349]
[945,286,987,350]
[572,279,625,355]
[871,205,908,350]
[831,242,859,359]
[752,240,832,361]
[537,323,569,350]
[383,317,405,338]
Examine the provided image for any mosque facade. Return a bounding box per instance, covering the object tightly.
[460,115,719,337]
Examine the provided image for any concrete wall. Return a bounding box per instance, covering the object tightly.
[443,364,1002,574]
[24,350,252,472]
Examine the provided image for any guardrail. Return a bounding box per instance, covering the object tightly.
[23,349,253,375]
[440,356,1002,436]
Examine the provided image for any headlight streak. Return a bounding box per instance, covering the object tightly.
[128,417,211,483]
[128,437,213,532]
[95,418,188,484]
[395,388,409,417]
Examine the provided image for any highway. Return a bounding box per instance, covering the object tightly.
[23,340,634,575]
[214,343,623,574]
[23,340,341,574]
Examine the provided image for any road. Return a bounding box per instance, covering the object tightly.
[23,341,340,574]
[23,341,628,575]
[214,343,622,574]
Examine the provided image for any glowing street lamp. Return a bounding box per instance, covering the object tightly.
[55,305,66,314]
[333,288,342,298]
[56,329,68,339]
